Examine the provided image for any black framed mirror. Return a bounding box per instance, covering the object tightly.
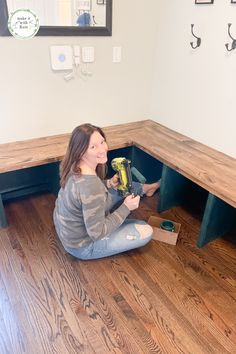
[0,0,112,36]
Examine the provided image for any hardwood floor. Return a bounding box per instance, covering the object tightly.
[0,192,235,354]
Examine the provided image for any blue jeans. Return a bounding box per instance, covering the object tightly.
[65,182,152,260]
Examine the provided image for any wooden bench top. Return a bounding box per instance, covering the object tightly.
[0,120,235,208]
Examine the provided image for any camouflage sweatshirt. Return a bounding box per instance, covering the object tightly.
[53,174,130,249]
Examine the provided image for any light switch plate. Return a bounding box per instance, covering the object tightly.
[113,46,122,63]
[73,45,80,65]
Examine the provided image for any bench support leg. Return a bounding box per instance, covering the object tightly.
[0,194,8,228]
[158,165,189,212]
[158,165,236,248]
[48,163,60,196]
[197,193,235,247]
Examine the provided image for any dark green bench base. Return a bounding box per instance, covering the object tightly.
[0,162,60,228]
[198,194,235,247]
[0,194,7,228]
[159,165,236,247]
[0,147,235,248]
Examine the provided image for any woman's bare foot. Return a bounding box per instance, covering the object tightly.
[143,180,161,197]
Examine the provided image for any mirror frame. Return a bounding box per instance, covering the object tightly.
[0,0,112,36]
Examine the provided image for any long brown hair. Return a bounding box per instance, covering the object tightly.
[60,123,107,188]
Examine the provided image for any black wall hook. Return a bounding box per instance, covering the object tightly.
[190,24,201,49]
[225,23,236,51]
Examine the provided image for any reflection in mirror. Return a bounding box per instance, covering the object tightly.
[7,0,106,27]
[0,0,112,36]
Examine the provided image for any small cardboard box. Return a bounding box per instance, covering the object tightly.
[148,216,181,245]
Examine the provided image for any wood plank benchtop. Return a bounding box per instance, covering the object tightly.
[0,120,235,208]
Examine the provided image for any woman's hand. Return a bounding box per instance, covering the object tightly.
[123,194,140,211]
[107,174,120,189]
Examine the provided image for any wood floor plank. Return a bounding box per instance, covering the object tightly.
[0,231,41,354]
[0,192,235,353]
[5,201,109,353]
[0,279,15,354]
[99,256,216,354]
[127,247,236,353]
[4,204,97,353]
[75,259,165,354]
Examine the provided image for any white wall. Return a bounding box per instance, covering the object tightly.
[0,0,157,143]
[1,0,235,159]
[150,0,236,158]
